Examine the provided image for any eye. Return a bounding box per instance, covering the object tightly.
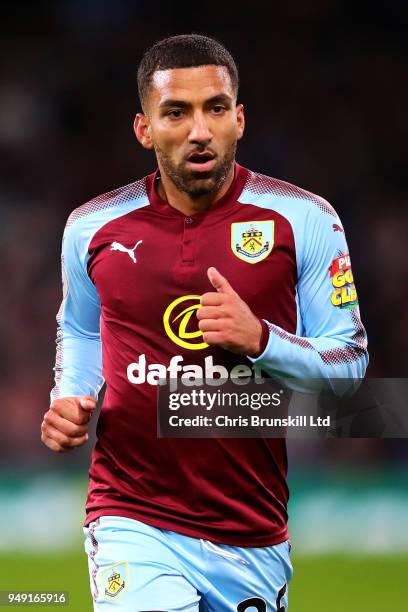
[212,105,226,114]
[167,109,184,119]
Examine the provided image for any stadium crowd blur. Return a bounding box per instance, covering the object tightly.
[0,0,407,465]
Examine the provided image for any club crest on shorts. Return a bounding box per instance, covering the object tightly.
[231,221,274,263]
[102,562,127,599]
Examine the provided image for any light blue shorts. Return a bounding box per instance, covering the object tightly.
[83,516,293,612]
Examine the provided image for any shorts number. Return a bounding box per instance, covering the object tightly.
[276,584,287,611]
[237,597,266,611]
[236,583,286,612]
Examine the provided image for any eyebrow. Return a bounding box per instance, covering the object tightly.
[158,93,233,109]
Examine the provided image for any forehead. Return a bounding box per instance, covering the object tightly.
[149,65,234,104]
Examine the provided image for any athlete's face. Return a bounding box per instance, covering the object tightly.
[134,65,244,198]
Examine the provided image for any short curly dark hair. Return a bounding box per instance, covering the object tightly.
[137,34,239,111]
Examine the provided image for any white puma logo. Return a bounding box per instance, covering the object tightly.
[110,240,143,264]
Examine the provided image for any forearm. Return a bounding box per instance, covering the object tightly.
[51,335,104,401]
[249,320,368,391]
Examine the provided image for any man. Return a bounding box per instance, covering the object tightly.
[41,34,368,611]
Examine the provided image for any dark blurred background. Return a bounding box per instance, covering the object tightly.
[1,0,406,464]
[0,3,407,609]
[0,0,407,536]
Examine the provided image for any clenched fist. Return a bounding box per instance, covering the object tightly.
[41,396,96,453]
[197,267,262,356]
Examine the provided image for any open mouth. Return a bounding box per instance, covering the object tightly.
[186,152,216,172]
[188,152,214,163]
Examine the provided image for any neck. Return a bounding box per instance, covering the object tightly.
[156,164,235,216]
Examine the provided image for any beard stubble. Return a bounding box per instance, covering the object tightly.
[154,141,237,200]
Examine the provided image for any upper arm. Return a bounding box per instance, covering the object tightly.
[60,223,101,339]
[51,220,103,401]
[297,205,364,346]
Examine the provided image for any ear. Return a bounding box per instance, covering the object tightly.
[134,113,154,149]
[236,103,245,141]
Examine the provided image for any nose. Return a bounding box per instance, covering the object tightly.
[188,111,213,146]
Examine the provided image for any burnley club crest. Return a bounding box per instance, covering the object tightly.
[102,562,127,600]
[231,221,274,263]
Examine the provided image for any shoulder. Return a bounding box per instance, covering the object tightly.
[65,176,149,232]
[239,168,346,274]
[240,168,339,222]
[62,176,150,263]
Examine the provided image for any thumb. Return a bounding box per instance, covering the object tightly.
[207,267,236,295]
[79,396,97,412]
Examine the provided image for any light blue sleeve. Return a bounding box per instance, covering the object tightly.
[248,199,368,386]
[50,219,104,401]
[50,179,150,402]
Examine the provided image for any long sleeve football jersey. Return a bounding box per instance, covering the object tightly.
[51,163,368,546]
